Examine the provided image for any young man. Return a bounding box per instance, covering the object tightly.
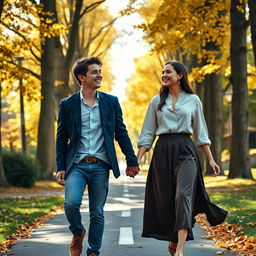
[56,56,139,256]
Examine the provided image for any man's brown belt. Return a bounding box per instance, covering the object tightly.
[81,156,97,163]
[80,156,110,170]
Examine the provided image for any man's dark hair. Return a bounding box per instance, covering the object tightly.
[72,56,102,85]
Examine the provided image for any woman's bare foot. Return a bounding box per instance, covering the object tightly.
[174,248,184,256]
[168,241,177,256]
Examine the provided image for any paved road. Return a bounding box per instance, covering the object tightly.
[9,173,233,256]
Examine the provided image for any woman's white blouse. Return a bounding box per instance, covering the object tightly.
[138,92,211,151]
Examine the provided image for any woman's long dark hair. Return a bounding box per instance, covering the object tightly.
[157,61,195,111]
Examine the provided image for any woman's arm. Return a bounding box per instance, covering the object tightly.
[137,97,157,152]
[137,146,147,164]
[200,144,220,176]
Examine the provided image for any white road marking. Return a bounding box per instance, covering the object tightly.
[121,209,131,217]
[118,227,134,244]
[122,197,130,203]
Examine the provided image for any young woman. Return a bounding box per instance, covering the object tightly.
[137,61,227,256]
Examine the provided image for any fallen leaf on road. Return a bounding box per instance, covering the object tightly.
[196,214,256,256]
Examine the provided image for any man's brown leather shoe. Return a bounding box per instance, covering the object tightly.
[69,229,86,256]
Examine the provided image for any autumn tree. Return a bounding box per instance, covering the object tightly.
[56,0,118,94]
[199,1,226,175]
[0,0,65,180]
[36,0,58,179]
[229,0,252,179]
[54,0,115,101]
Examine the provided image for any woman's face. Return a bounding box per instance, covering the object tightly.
[161,64,182,88]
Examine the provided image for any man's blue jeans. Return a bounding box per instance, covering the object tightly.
[64,162,109,255]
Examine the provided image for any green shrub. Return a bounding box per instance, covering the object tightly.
[3,151,38,188]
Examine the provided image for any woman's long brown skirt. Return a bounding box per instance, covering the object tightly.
[142,133,227,242]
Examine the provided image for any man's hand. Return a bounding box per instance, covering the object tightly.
[56,171,65,186]
[126,166,140,178]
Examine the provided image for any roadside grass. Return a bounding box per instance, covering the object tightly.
[204,171,256,238]
[0,180,64,194]
[208,187,256,237]
[0,196,64,244]
[0,180,64,244]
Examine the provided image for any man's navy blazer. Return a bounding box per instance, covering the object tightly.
[56,91,138,178]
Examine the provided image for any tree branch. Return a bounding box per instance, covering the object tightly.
[80,0,105,19]
[7,60,41,80]
[86,11,97,52]
[90,22,114,55]
[64,0,83,71]
[96,36,118,57]
[82,17,118,55]
[223,81,231,94]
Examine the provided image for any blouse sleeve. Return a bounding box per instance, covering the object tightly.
[192,97,211,146]
[137,97,157,151]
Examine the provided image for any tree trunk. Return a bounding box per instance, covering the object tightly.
[193,51,223,176]
[229,0,252,179]
[204,73,223,175]
[37,0,57,179]
[249,0,256,65]
[191,54,206,174]
[0,82,8,186]
[57,0,83,101]
[201,1,225,176]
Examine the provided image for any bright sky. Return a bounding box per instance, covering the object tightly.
[104,0,149,102]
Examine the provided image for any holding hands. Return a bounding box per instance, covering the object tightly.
[126,148,144,178]
[125,145,147,178]
[126,166,140,178]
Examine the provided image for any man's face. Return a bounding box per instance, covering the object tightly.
[79,64,102,90]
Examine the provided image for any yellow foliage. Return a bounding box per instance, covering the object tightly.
[135,0,231,79]
[123,52,163,137]
[0,0,65,94]
[189,64,222,83]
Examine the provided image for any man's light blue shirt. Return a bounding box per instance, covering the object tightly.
[75,90,110,164]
